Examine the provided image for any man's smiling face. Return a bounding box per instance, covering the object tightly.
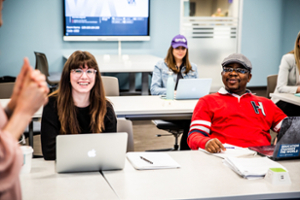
[221,63,252,95]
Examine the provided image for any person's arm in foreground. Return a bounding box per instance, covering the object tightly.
[0,58,48,198]
[4,58,49,139]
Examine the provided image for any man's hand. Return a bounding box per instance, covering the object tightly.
[205,138,226,153]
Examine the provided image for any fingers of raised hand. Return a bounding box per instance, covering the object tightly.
[30,70,49,94]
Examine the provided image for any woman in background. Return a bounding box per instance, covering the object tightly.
[41,51,117,160]
[150,34,198,150]
[272,31,300,116]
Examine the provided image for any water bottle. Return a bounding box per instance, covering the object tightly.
[166,71,174,100]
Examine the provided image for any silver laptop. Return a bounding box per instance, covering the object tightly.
[56,132,128,173]
[175,78,212,100]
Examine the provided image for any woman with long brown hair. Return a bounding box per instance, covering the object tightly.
[41,51,117,160]
[272,31,300,116]
[150,34,198,150]
[150,34,198,95]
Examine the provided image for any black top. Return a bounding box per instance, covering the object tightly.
[174,63,184,90]
[41,96,117,160]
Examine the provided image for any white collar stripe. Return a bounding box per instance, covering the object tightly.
[191,120,211,127]
[189,126,210,134]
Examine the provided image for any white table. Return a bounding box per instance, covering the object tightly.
[107,96,198,120]
[0,96,198,150]
[103,151,300,200]
[270,93,300,106]
[64,54,162,95]
[20,159,118,200]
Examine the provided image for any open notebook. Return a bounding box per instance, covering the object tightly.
[126,152,180,170]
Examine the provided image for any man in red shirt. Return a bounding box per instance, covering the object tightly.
[188,53,287,153]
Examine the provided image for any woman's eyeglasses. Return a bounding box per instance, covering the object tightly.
[71,69,97,78]
[223,67,249,74]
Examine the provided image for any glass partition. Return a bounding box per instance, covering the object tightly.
[180,0,241,92]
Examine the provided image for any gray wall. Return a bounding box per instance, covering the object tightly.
[0,0,300,87]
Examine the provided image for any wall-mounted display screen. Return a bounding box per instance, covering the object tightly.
[63,0,150,41]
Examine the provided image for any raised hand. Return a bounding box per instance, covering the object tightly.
[7,58,49,114]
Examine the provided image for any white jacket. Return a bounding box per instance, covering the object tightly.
[272,53,300,103]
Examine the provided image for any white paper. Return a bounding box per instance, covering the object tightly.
[126,152,180,170]
[198,144,257,159]
[223,156,288,179]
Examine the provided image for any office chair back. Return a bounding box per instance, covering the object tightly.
[34,52,50,77]
[0,82,15,98]
[102,76,120,96]
[117,118,134,152]
[266,74,278,98]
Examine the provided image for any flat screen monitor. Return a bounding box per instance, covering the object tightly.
[63,0,150,41]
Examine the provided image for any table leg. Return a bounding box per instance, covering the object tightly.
[128,73,136,93]
[141,72,149,95]
[28,121,33,148]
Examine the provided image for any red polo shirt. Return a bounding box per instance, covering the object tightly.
[188,88,287,150]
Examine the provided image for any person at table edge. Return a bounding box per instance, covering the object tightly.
[41,51,117,160]
[187,53,287,153]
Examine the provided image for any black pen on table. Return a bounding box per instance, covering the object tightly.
[140,156,153,164]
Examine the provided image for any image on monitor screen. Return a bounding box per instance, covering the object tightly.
[63,0,150,41]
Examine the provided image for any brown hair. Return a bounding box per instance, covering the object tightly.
[164,46,193,74]
[50,51,107,134]
[288,31,300,72]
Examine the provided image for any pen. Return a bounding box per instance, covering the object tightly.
[225,147,235,149]
[140,156,153,164]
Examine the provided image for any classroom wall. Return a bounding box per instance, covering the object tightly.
[0,0,180,82]
[241,0,300,86]
[240,0,283,86]
[0,0,300,87]
[281,0,300,56]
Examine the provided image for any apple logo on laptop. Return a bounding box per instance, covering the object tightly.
[87,149,96,158]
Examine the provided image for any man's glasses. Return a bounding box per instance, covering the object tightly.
[223,67,249,74]
[71,69,97,78]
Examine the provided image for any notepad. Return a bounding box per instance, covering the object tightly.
[223,156,288,180]
[126,152,181,170]
[198,144,257,159]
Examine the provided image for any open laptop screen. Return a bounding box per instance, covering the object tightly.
[249,117,300,160]
[56,132,128,173]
